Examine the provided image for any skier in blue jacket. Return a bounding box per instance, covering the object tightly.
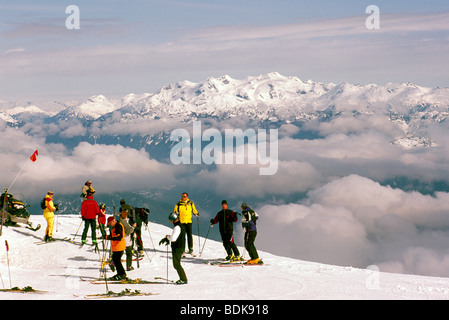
[241,203,261,264]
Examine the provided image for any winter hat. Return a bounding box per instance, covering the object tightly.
[241,203,248,209]
[221,200,228,205]
[107,216,115,224]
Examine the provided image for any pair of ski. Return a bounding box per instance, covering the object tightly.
[34,237,76,245]
[84,276,175,285]
[74,289,160,299]
[207,259,265,267]
[0,286,47,294]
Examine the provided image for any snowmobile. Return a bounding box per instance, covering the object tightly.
[1,191,41,231]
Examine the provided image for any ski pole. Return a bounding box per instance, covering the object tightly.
[166,245,169,284]
[200,224,212,256]
[100,239,109,293]
[146,225,155,252]
[135,232,152,263]
[197,216,201,255]
[5,241,11,288]
[0,270,4,289]
[71,219,83,243]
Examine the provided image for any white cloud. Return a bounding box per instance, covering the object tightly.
[0,129,179,198]
[256,174,449,277]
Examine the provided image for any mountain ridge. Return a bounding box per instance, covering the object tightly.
[3,72,449,122]
[2,72,449,151]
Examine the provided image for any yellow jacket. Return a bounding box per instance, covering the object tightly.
[43,195,56,219]
[174,199,198,224]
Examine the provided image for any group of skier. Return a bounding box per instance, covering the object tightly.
[41,182,261,285]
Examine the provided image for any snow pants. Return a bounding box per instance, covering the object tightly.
[221,232,240,258]
[244,230,259,260]
[172,246,187,282]
[112,250,126,277]
[134,223,144,252]
[125,246,133,270]
[81,218,97,243]
[98,223,107,238]
[45,216,54,238]
[182,222,194,253]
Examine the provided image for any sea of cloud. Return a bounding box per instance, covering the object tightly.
[257,175,449,277]
[2,110,449,277]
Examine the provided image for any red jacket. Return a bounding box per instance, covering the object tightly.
[98,209,107,225]
[81,196,100,220]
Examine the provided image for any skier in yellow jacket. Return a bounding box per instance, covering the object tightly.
[43,191,57,242]
[173,192,199,255]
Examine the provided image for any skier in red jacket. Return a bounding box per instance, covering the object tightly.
[80,190,100,245]
[98,203,107,239]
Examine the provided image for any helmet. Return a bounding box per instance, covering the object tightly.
[168,212,179,222]
[99,204,106,209]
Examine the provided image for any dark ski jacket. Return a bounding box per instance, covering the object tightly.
[170,221,186,252]
[242,208,258,232]
[211,209,238,235]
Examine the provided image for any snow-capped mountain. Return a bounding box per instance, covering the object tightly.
[2,73,449,150]
[98,72,449,125]
[52,95,119,121]
[0,111,17,125]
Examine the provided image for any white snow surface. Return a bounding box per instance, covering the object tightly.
[1,214,449,300]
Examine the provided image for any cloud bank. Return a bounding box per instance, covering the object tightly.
[257,175,449,277]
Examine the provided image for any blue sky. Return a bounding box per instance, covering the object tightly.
[1,0,449,102]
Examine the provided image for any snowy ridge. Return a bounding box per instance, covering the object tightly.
[3,73,448,149]
[1,214,449,300]
[53,95,119,121]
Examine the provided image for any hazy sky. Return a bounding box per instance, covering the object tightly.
[1,0,449,102]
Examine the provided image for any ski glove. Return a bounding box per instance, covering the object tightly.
[159,237,169,246]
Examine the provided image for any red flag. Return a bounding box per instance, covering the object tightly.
[30,149,38,162]
[5,240,9,252]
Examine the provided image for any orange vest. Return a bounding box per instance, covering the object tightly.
[111,222,126,252]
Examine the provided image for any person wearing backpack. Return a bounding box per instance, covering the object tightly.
[241,203,261,264]
[173,192,199,255]
[43,191,57,242]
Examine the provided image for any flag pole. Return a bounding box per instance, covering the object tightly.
[7,150,38,193]
[7,162,29,194]
[1,150,38,236]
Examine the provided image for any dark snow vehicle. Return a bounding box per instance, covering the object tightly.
[1,191,41,231]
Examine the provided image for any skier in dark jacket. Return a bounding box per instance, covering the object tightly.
[210,200,241,261]
[241,203,261,264]
[159,212,188,285]
[132,207,149,256]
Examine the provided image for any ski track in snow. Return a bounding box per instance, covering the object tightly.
[0,214,449,300]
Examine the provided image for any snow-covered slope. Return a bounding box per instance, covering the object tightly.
[1,214,449,300]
